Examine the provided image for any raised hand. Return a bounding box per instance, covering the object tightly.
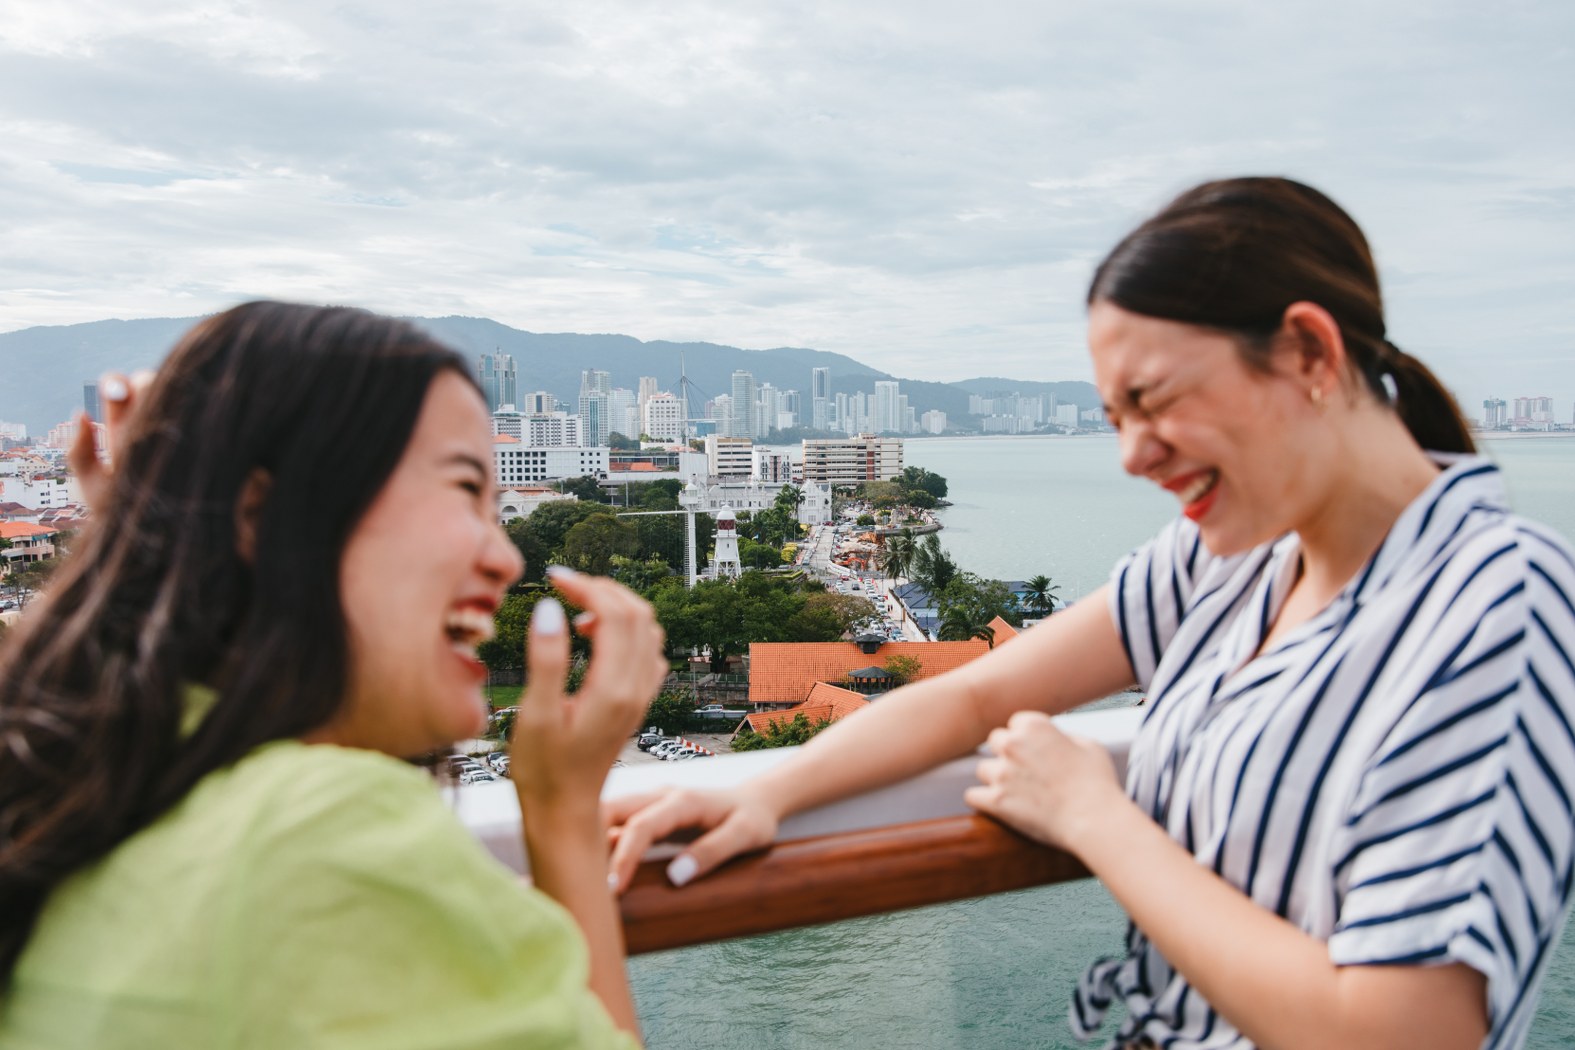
[510,567,668,814]
[68,370,155,512]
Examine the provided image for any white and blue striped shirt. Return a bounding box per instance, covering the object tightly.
[1077,456,1575,1050]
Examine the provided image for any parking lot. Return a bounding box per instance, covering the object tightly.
[619,732,735,765]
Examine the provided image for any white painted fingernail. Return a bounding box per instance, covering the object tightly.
[607,872,620,892]
[101,376,129,402]
[545,565,580,580]
[666,853,697,887]
[531,598,565,635]
[573,612,596,629]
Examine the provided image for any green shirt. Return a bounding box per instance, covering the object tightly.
[0,741,638,1050]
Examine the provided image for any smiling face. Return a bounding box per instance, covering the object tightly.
[1089,300,1322,557]
[323,370,524,757]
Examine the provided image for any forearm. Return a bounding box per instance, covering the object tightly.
[754,590,1135,820]
[747,669,991,818]
[1079,801,1486,1050]
[523,805,642,1042]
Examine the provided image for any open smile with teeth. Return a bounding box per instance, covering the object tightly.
[1177,470,1219,505]
[443,607,495,657]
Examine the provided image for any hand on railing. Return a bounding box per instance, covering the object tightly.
[964,710,1125,853]
[605,782,781,893]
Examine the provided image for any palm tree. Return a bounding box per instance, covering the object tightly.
[1022,574,1061,618]
[877,528,918,583]
[938,609,996,648]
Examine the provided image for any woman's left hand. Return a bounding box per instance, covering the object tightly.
[964,711,1129,854]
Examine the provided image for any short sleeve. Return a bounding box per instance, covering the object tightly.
[1108,517,1209,690]
[1326,549,1575,1036]
[228,751,638,1050]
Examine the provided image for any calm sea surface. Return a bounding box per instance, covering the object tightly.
[629,434,1575,1049]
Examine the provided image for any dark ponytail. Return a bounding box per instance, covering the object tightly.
[1089,177,1474,454]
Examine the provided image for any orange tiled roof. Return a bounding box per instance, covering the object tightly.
[747,639,992,705]
[986,616,1019,644]
[0,522,55,539]
[740,682,870,734]
[493,434,520,444]
[609,461,661,472]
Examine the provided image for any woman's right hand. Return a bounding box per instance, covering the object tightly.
[511,568,668,819]
[604,782,782,893]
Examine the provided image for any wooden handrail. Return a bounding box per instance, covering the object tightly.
[618,813,1090,955]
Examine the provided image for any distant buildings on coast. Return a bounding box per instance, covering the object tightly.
[1479,396,1572,432]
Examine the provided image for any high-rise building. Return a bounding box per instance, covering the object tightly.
[581,369,611,396]
[642,393,684,442]
[800,434,904,483]
[522,391,556,414]
[704,435,754,478]
[83,382,101,424]
[728,371,757,439]
[637,376,660,418]
[578,392,609,446]
[811,367,830,402]
[608,388,639,441]
[872,381,900,434]
[478,354,517,412]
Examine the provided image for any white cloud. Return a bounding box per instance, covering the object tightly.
[0,0,1571,409]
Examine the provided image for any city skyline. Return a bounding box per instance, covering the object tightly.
[0,3,1572,412]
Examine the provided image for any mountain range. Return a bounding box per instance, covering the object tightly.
[0,314,1099,436]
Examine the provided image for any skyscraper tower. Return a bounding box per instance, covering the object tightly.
[729,371,757,439]
[811,367,830,431]
[478,353,517,411]
[82,382,101,424]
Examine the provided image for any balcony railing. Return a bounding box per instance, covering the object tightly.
[455,705,1141,953]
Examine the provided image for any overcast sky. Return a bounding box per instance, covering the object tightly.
[2,1,1571,412]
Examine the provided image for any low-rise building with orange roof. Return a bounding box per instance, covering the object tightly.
[737,682,871,738]
[746,637,995,709]
[0,521,57,570]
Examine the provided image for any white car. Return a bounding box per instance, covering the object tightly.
[459,769,496,785]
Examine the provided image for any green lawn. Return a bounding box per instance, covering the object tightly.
[486,684,523,709]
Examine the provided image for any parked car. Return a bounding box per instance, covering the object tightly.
[637,729,665,751]
[459,769,496,785]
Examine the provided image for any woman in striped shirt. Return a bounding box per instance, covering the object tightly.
[610,178,1575,1050]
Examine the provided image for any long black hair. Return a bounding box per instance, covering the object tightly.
[0,302,473,982]
[1089,177,1474,454]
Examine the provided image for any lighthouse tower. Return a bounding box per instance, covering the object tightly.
[712,506,743,580]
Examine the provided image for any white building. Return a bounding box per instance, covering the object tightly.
[727,371,756,439]
[0,422,26,441]
[704,435,754,478]
[492,436,609,487]
[1055,403,1081,428]
[921,410,947,434]
[493,410,583,447]
[873,381,900,434]
[800,434,904,484]
[642,393,684,442]
[752,448,793,483]
[0,475,83,510]
[681,478,833,527]
[521,391,556,414]
[496,487,577,523]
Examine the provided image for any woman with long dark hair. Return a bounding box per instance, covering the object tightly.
[609,178,1575,1050]
[0,302,662,1046]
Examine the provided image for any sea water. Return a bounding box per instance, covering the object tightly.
[628,434,1575,1048]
